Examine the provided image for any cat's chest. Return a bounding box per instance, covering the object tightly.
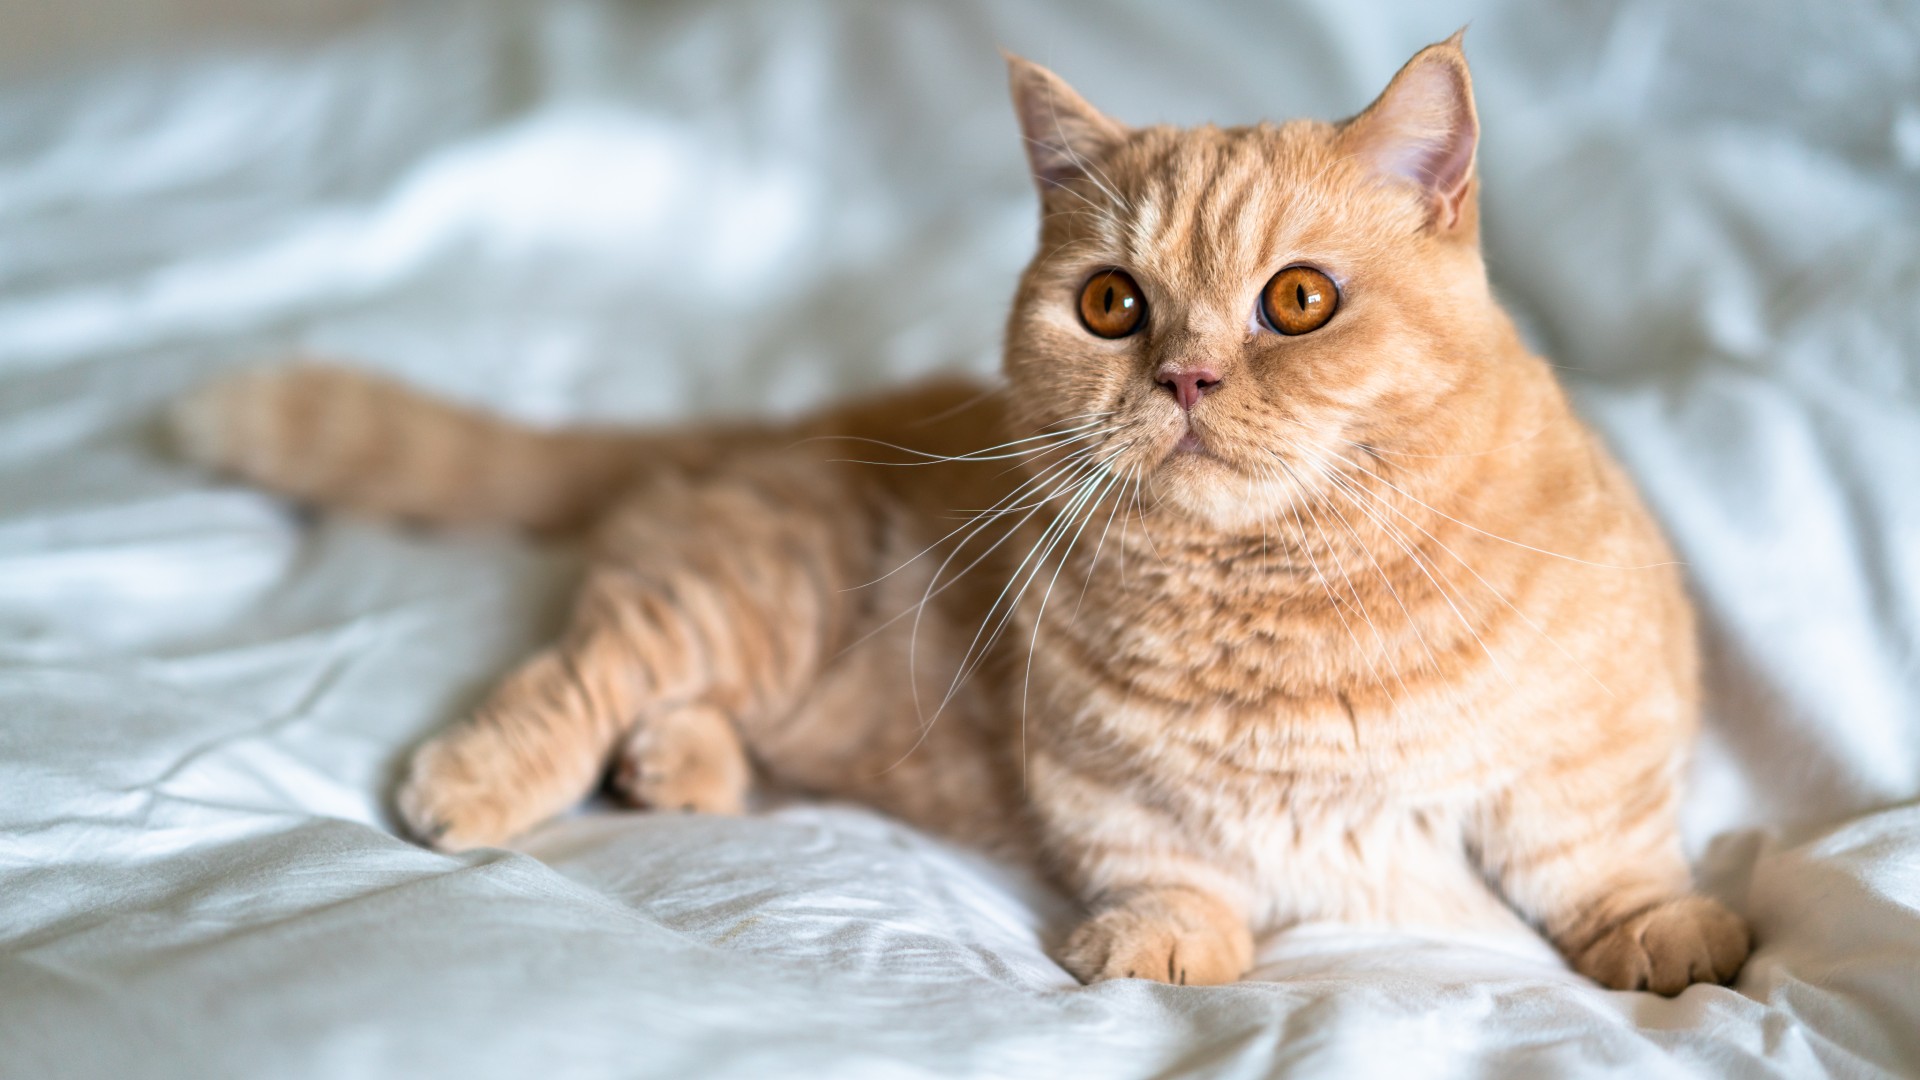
[1045,544,1400,689]
[1035,670,1516,930]
[1029,564,1438,725]
[1046,670,1491,797]
[1014,528,1521,791]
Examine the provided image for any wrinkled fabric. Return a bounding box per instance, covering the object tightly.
[0,2,1916,1077]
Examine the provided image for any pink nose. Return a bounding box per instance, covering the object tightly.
[1155,365,1220,411]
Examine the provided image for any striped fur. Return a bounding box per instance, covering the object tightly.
[173,38,1746,994]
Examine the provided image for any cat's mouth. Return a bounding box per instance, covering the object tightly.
[1139,413,1236,476]
[1164,419,1226,464]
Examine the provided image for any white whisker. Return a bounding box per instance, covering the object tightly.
[1305,457,1442,674]
[1276,441,1512,687]
[1264,456,1398,705]
[1072,462,1134,622]
[1020,466,1128,787]
[804,414,1111,467]
[1341,449,1680,571]
[1284,460,1409,699]
[845,440,1110,595]
[1345,423,1554,461]
[874,449,1118,775]
[1328,452,1618,699]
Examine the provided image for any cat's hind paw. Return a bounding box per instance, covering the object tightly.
[608,703,750,815]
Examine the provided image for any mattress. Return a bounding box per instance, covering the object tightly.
[1,1,1916,1076]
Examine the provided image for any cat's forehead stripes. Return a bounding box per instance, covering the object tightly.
[1096,123,1347,298]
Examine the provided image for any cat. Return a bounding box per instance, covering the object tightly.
[172,34,1749,994]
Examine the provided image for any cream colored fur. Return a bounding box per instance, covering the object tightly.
[173,37,1748,995]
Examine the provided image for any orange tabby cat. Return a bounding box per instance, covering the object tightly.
[173,35,1749,994]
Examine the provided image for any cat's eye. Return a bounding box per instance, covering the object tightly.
[1260,266,1339,335]
[1078,270,1146,339]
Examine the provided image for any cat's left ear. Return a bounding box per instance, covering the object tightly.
[1339,30,1479,233]
[1004,52,1128,199]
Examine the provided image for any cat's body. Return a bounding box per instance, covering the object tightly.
[173,37,1749,993]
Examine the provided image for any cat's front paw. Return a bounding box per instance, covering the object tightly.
[395,734,523,853]
[1059,888,1251,986]
[1573,895,1750,994]
[608,703,749,815]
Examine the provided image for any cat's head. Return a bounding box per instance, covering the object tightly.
[1001,35,1510,533]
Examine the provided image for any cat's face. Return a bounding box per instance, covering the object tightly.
[1002,38,1499,533]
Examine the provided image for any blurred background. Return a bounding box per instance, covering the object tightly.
[0,3,1916,1075]
[0,0,380,75]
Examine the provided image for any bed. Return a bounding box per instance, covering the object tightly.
[2,1,1916,1076]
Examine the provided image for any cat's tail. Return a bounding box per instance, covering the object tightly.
[171,364,681,534]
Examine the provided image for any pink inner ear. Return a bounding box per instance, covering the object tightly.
[1350,57,1478,215]
[1006,57,1124,194]
[1018,90,1091,190]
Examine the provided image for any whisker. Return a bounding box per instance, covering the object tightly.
[946,434,1138,706]
[1327,454,1618,699]
[1072,462,1134,622]
[1019,466,1128,787]
[874,452,1117,774]
[845,450,1112,694]
[1300,449,1518,688]
[1302,456,1442,674]
[903,451,1112,637]
[1281,459,1409,699]
[804,414,1112,466]
[962,450,1115,518]
[1345,422,1555,461]
[1277,441,1511,687]
[845,439,1111,594]
[942,460,1113,710]
[1265,456,1397,705]
[891,450,1111,652]
[1339,450,1681,571]
[1130,473,1169,570]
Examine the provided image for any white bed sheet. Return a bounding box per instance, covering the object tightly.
[1,1,1917,1076]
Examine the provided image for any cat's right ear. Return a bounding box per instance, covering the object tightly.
[1004,52,1128,200]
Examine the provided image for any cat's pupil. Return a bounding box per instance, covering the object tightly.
[1103,286,1115,314]
[1296,283,1307,310]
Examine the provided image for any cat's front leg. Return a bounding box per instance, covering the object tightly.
[1031,752,1253,986]
[608,702,750,815]
[1475,760,1749,994]
[396,608,699,851]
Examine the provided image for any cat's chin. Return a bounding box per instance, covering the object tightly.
[1145,453,1274,531]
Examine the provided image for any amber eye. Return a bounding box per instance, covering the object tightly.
[1260,265,1339,335]
[1078,270,1146,339]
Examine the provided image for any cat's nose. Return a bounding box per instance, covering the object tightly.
[1154,364,1221,411]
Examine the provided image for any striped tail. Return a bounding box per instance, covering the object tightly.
[171,365,656,533]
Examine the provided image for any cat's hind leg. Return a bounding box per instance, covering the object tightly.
[398,458,865,851]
